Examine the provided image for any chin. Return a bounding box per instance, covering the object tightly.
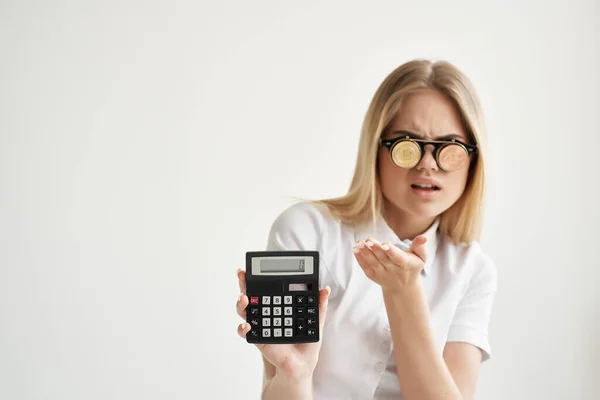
[387,197,445,219]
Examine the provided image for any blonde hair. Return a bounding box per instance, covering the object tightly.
[306,59,488,244]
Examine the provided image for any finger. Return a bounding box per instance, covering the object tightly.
[318,286,331,332]
[410,235,428,262]
[354,240,381,269]
[236,292,249,319]
[237,321,251,339]
[237,268,247,294]
[364,238,395,269]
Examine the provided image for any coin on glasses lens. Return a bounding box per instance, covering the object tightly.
[391,141,421,169]
[438,144,468,171]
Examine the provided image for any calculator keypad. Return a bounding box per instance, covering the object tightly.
[248,295,318,342]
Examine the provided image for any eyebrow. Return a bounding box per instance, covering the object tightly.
[388,129,466,141]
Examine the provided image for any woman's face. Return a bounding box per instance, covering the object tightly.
[377,89,473,220]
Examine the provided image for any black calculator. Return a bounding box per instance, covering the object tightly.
[245,251,320,344]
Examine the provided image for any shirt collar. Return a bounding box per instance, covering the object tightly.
[353,216,440,275]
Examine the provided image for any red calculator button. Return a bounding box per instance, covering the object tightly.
[250,296,259,305]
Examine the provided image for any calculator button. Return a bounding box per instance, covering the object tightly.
[249,329,259,337]
[250,318,260,327]
[307,296,315,305]
[273,307,282,316]
[284,328,293,337]
[284,307,293,316]
[307,317,316,326]
[296,296,305,304]
[307,328,316,336]
[296,318,306,335]
[262,318,271,327]
[250,296,259,305]
[297,307,305,315]
[262,296,271,305]
[284,317,293,326]
[273,296,282,305]
[274,328,282,337]
[307,307,316,315]
[262,308,271,316]
[284,296,293,305]
[273,318,282,327]
[262,328,271,337]
[250,307,259,316]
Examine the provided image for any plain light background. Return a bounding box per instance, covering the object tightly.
[1,0,598,399]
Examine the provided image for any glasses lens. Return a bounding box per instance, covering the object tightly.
[438,144,468,171]
[391,141,421,169]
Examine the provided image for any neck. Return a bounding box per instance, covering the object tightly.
[382,200,437,241]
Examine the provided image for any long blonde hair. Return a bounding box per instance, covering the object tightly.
[308,59,488,244]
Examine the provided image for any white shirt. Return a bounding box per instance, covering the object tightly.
[265,202,498,399]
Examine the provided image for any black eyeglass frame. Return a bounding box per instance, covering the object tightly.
[379,134,479,171]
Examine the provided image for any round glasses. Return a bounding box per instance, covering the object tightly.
[379,135,478,172]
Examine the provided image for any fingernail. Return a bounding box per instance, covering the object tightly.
[353,247,360,253]
[236,268,242,276]
[366,241,373,247]
[357,241,365,249]
[326,285,331,295]
[382,243,390,251]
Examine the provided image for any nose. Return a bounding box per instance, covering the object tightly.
[416,144,438,171]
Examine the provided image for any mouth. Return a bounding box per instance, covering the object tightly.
[410,183,441,191]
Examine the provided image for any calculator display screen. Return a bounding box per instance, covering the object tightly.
[261,258,305,273]
[251,256,314,276]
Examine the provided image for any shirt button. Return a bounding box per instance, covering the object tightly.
[375,362,384,372]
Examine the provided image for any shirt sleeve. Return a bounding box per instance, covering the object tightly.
[265,202,323,252]
[446,249,498,362]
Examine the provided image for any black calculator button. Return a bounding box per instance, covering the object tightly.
[307,317,316,326]
[250,307,259,316]
[284,317,293,326]
[249,329,259,337]
[273,307,282,316]
[296,295,305,304]
[307,328,316,336]
[284,296,293,305]
[262,296,271,305]
[262,328,271,337]
[250,318,260,327]
[307,307,316,315]
[297,307,305,315]
[273,296,282,305]
[284,328,293,337]
[262,318,271,327]
[274,328,282,337]
[262,308,271,316]
[296,318,306,335]
[284,307,293,316]
[307,296,315,305]
[273,318,282,326]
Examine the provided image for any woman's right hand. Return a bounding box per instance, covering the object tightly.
[236,268,331,381]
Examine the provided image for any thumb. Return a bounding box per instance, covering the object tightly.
[318,286,331,333]
[410,235,427,263]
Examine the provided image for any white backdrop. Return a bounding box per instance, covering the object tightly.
[1,1,598,399]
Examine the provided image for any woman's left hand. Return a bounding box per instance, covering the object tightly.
[353,236,428,290]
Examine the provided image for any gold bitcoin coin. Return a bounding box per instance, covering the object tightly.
[391,141,421,169]
[438,144,468,171]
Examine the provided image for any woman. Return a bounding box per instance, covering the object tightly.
[235,59,498,399]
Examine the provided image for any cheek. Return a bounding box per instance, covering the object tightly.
[445,166,470,198]
[377,151,409,192]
